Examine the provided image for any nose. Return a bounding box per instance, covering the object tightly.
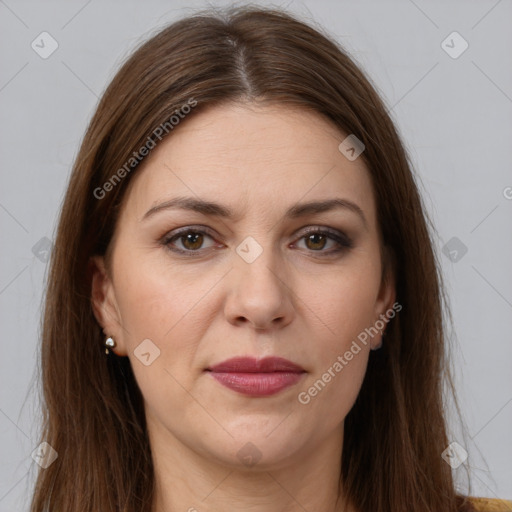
[223,243,295,331]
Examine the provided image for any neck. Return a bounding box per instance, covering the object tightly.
[150,422,353,512]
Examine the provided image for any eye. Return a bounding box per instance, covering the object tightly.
[161,226,353,257]
[162,227,218,254]
[293,227,353,255]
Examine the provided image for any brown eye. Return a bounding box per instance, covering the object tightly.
[294,228,353,255]
[305,233,328,251]
[163,228,217,254]
[181,232,204,250]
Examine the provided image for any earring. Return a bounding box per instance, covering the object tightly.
[104,336,116,355]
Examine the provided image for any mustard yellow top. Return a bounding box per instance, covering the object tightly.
[471,497,512,511]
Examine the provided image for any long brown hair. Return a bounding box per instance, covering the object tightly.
[30,6,474,511]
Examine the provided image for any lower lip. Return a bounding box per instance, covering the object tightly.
[208,372,304,396]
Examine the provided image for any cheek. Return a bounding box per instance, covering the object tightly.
[298,259,381,351]
[111,255,213,414]
[113,250,214,341]
[111,250,227,397]
[292,256,380,415]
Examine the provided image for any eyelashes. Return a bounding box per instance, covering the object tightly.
[294,226,354,254]
[162,228,219,254]
[160,225,354,258]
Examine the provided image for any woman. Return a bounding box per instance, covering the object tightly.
[29,6,511,512]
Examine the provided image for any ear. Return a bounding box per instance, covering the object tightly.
[371,245,397,349]
[89,255,127,356]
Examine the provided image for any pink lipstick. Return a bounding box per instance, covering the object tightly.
[206,356,305,397]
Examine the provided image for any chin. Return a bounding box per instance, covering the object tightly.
[204,428,307,471]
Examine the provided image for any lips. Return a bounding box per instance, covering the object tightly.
[207,356,305,373]
[205,356,306,397]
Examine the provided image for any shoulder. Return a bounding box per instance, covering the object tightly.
[469,497,512,512]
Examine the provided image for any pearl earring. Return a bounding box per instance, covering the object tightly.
[104,336,116,355]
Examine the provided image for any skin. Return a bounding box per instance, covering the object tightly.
[91,102,395,512]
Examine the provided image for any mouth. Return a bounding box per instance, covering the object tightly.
[205,356,306,397]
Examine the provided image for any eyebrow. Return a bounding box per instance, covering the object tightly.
[142,196,368,229]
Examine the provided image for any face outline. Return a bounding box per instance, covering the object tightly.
[91,101,395,473]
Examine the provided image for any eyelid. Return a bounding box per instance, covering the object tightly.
[163,224,216,239]
[160,225,218,249]
[298,225,352,243]
[160,224,353,255]
[293,226,354,252]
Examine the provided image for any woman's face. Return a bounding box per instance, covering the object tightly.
[92,102,395,470]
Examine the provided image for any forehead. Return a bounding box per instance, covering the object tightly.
[119,102,376,226]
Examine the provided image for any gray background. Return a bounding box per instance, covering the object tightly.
[1,0,511,509]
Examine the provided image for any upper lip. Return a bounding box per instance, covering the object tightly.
[206,356,305,373]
